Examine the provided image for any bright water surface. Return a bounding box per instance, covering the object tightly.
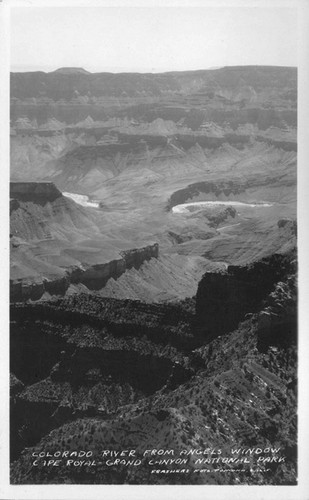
[172,200,273,214]
[63,192,100,208]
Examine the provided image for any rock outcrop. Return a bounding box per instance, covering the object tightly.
[257,274,297,351]
[10,182,62,204]
[10,276,70,302]
[195,249,296,341]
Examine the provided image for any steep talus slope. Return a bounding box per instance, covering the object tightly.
[95,254,219,302]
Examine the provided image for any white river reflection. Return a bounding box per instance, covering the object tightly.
[63,192,100,208]
[172,200,273,214]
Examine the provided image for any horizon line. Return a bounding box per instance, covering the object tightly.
[10,64,298,75]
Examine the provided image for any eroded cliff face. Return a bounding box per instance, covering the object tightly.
[69,243,159,290]
[195,249,296,341]
[10,276,69,302]
[10,243,159,302]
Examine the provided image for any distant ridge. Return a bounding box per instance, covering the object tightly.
[10,66,297,100]
[51,67,91,75]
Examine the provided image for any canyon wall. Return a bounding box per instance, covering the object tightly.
[69,243,159,290]
[10,243,159,302]
[195,249,296,341]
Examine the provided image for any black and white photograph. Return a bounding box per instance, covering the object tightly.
[1,0,309,497]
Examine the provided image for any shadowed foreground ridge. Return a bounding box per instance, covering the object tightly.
[10,247,297,484]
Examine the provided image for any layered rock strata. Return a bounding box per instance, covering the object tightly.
[10,243,159,302]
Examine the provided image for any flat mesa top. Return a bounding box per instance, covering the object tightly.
[51,67,91,75]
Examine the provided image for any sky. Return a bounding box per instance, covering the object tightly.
[10,5,298,73]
